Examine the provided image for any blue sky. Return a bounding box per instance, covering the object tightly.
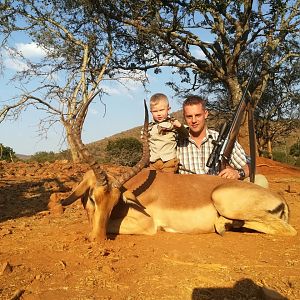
[0,40,186,155]
[0,19,210,156]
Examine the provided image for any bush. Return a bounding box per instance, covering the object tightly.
[30,151,57,163]
[272,151,295,165]
[105,137,142,166]
[29,149,71,162]
[0,143,17,161]
[272,151,287,163]
[290,141,300,157]
[295,156,300,167]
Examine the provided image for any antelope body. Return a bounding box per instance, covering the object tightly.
[51,168,297,241]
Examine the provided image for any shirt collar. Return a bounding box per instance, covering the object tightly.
[187,128,210,145]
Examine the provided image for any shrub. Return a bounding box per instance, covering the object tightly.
[0,143,17,161]
[105,137,142,166]
[30,151,57,163]
[272,151,296,165]
[272,151,287,163]
[295,156,300,167]
[289,141,300,157]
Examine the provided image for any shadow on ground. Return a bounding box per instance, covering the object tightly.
[192,278,288,300]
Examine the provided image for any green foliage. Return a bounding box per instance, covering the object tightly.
[272,151,297,166]
[295,156,300,167]
[105,137,142,166]
[29,150,70,163]
[272,151,287,163]
[289,140,300,157]
[0,143,17,161]
[29,151,57,163]
[56,149,72,161]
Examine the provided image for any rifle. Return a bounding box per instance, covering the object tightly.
[206,58,260,182]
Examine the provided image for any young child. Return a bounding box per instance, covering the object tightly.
[148,93,188,173]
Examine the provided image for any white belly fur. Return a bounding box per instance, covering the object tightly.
[149,204,217,234]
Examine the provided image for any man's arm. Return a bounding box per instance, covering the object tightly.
[218,142,250,180]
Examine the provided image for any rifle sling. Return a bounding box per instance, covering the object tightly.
[248,103,256,183]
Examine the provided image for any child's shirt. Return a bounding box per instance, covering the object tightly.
[149,117,189,162]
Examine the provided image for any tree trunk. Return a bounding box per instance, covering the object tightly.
[267,139,273,159]
[65,126,84,163]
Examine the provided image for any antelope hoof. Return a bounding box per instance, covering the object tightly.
[215,223,226,236]
[214,216,234,236]
[88,232,107,243]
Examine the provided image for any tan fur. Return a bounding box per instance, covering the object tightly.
[50,169,297,241]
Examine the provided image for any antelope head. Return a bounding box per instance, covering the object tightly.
[72,100,150,241]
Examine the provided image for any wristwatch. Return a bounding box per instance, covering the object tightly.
[237,169,246,180]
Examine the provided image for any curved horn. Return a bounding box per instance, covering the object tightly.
[113,99,150,188]
[73,108,109,188]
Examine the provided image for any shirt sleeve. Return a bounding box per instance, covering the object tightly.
[229,141,247,169]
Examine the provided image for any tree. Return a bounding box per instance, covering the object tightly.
[0,143,17,162]
[290,139,300,157]
[105,137,142,166]
[255,60,300,158]
[87,0,300,149]
[0,0,145,162]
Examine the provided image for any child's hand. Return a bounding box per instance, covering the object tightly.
[171,118,181,128]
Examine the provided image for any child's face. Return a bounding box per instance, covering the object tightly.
[150,102,170,122]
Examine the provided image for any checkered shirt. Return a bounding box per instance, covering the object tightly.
[177,128,247,174]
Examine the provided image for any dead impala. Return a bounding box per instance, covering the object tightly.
[49,102,297,241]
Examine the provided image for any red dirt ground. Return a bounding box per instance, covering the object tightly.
[0,158,299,300]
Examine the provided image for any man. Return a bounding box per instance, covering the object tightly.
[177,95,252,181]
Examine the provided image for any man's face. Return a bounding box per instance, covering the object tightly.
[183,103,208,135]
[150,102,170,122]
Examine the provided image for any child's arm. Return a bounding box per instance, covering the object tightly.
[170,118,189,138]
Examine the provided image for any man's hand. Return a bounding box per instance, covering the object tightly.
[218,168,240,180]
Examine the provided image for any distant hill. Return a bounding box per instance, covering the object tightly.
[16,154,31,160]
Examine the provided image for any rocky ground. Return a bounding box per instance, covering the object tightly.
[0,158,299,300]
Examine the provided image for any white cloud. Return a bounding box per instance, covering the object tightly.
[1,42,47,72]
[4,57,29,71]
[15,42,47,59]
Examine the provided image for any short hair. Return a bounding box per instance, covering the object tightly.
[150,93,169,109]
[182,95,207,110]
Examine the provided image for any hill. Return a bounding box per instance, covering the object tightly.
[16,154,31,160]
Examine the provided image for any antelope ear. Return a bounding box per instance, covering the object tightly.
[122,190,150,217]
[122,190,137,203]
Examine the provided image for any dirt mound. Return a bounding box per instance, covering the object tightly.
[0,160,299,300]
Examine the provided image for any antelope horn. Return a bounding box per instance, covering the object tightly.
[113,99,150,188]
[73,111,109,188]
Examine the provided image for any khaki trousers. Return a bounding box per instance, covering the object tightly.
[149,158,179,173]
